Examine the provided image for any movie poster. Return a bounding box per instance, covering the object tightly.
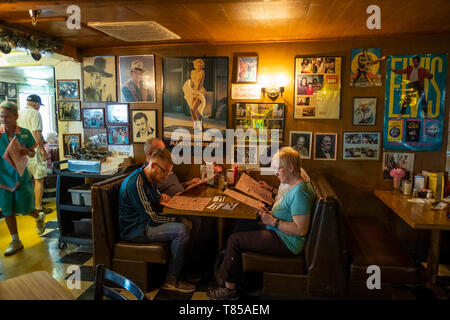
[350,48,385,88]
[294,57,341,119]
[383,54,447,151]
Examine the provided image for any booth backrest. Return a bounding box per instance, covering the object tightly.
[91,173,130,268]
[304,171,349,295]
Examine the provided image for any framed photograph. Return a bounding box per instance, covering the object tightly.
[82,108,105,128]
[343,132,380,160]
[353,97,377,125]
[236,56,258,83]
[313,133,337,161]
[85,132,107,148]
[382,152,415,180]
[57,79,80,100]
[7,83,17,98]
[131,109,157,143]
[0,82,6,95]
[289,131,312,159]
[162,57,228,147]
[294,56,341,119]
[119,55,156,103]
[82,56,116,102]
[106,103,129,125]
[62,133,81,157]
[57,101,81,121]
[107,126,130,145]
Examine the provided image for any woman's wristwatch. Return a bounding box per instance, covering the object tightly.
[274,218,280,229]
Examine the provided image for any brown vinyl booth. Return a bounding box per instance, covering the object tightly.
[91,173,170,291]
[242,171,349,298]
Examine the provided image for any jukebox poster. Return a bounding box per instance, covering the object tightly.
[294,57,341,119]
[383,54,447,151]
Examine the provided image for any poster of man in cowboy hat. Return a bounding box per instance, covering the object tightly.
[119,55,156,103]
[82,56,116,102]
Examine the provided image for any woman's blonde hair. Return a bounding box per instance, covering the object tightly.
[193,59,205,69]
[273,147,302,178]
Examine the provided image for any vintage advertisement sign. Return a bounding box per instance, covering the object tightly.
[383,54,447,151]
[294,57,341,119]
[350,48,385,88]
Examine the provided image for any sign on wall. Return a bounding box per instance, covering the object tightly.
[383,54,447,151]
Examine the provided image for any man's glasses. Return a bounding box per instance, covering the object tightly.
[154,162,170,176]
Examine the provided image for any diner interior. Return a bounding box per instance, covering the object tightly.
[0,0,449,302]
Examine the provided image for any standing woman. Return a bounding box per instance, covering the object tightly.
[0,101,46,256]
[183,58,207,129]
[207,147,316,300]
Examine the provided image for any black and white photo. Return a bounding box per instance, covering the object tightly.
[289,131,312,159]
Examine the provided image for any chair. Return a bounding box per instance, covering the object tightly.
[94,264,145,300]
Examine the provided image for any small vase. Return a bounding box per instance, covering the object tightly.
[393,176,401,190]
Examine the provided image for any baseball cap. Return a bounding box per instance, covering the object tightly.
[0,100,18,113]
[131,60,145,72]
[27,94,44,106]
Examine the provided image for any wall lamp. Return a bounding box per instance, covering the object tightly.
[261,86,285,101]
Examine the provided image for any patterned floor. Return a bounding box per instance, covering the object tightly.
[1,214,450,300]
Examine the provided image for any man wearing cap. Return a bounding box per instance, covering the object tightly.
[0,101,46,256]
[83,57,113,102]
[18,94,52,215]
[122,60,154,102]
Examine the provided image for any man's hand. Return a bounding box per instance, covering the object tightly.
[39,147,47,161]
[213,164,223,173]
[187,177,201,185]
[160,194,171,205]
[181,217,192,232]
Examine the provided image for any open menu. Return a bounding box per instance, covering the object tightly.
[223,188,263,210]
[161,196,212,211]
[235,173,274,205]
[2,137,28,177]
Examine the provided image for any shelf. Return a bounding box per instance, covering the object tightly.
[60,204,91,213]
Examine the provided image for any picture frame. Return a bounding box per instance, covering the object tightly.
[62,133,81,157]
[294,56,341,119]
[57,101,81,121]
[82,108,105,128]
[57,79,80,100]
[82,56,117,102]
[107,126,130,145]
[236,56,258,83]
[131,109,157,143]
[382,152,415,180]
[313,133,338,161]
[289,131,312,159]
[7,83,17,98]
[0,82,6,95]
[353,97,377,125]
[119,55,156,103]
[343,132,380,160]
[106,103,129,125]
[350,48,384,88]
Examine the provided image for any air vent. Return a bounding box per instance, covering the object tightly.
[87,21,180,42]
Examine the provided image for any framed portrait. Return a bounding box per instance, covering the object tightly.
[0,82,6,95]
[57,101,81,121]
[236,56,258,83]
[382,152,415,180]
[107,126,130,145]
[119,55,156,103]
[82,108,105,128]
[57,79,80,100]
[294,56,341,119]
[62,133,81,157]
[7,83,17,98]
[343,132,380,160]
[82,56,116,102]
[162,57,228,147]
[106,103,129,125]
[131,109,157,143]
[289,131,312,159]
[353,97,377,125]
[313,133,338,161]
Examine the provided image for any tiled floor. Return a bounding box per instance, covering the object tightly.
[1,202,449,300]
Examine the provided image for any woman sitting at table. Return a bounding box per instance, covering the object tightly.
[207,147,316,300]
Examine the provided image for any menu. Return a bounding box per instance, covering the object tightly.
[223,188,263,210]
[2,137,28,177]
[235,173,274,205]
[161,196,212,212]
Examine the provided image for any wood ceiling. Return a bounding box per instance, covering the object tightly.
[0,0,449,50]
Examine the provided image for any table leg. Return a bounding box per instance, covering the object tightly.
[217,217,224,251]
[425,229,448,300]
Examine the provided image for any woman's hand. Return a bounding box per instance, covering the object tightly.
[258,180,271,191]
[19,148,33,157]
[257,210,275,226]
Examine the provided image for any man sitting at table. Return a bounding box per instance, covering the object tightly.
[118,147,196,293]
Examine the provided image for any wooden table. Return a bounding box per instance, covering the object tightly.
[163,186,257,249]
[375,190,450,299]
[0,271,75,300]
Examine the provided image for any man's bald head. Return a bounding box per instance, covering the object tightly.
[144,138,165,161]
